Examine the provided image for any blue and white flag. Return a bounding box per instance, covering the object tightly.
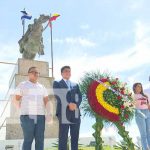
[21,10,32,20]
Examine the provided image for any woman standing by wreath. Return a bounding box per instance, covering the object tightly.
[133,83,150,150]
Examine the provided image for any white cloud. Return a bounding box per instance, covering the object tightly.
[94,43,150,72]
[54,47,150,82]
[54,37,96,48]
[127,72,142,86]
[0,43,20,98]
[0,43,20,61]
[54,20,150,83]
[134,20,150,41]
[102,31,130,42]
[128,0,144,11]
[80,24,90,30]
[144,83,150,90]
[53,38,64,44]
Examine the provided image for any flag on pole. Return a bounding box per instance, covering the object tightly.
[48,13,60,28]
[50,14,60,21]
[21,10,32,20]
[48,13,60,77]
[20,9,32,36]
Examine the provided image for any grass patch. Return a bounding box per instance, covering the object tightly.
[45,145,122,150]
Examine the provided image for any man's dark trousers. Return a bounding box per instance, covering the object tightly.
[58,118,80,150]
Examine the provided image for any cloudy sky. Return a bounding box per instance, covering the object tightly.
[0,0,150,141]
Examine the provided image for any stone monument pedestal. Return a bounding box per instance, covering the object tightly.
[5,58,58,140]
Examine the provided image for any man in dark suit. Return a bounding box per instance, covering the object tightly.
[53,66,82,150]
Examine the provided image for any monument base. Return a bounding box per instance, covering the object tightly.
[5,58,58,140]
[6,117,59,139]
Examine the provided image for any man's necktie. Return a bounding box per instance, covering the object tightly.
[66,80,71,90]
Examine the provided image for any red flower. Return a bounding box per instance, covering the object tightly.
[125,114,129,119]
[111,81,117,85]
[121,90,125,95]
[87,80,120,122]
[117,95,122,100]
[121,105,125,109]
[100,78,108,82]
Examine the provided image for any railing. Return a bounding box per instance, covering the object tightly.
[0,99,10,133]
[0,95,11,118]
[0,118,6,130]
[0,61,17,120]
[0,61,16,65]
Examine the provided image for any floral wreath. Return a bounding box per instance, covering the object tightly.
[80,72,135,149]
[87,76,134,123]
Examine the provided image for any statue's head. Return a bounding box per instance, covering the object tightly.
[38,14,50,23]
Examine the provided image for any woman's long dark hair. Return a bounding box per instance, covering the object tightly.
[133,83,148,98]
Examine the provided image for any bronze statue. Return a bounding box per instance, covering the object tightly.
[18,14,50,59]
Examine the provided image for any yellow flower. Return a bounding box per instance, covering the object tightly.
[96,82,119,115]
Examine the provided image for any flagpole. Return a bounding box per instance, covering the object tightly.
[22,8,26,36]
[23,19,25,36]
[49,13,60,78]
[50,14,54,78]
